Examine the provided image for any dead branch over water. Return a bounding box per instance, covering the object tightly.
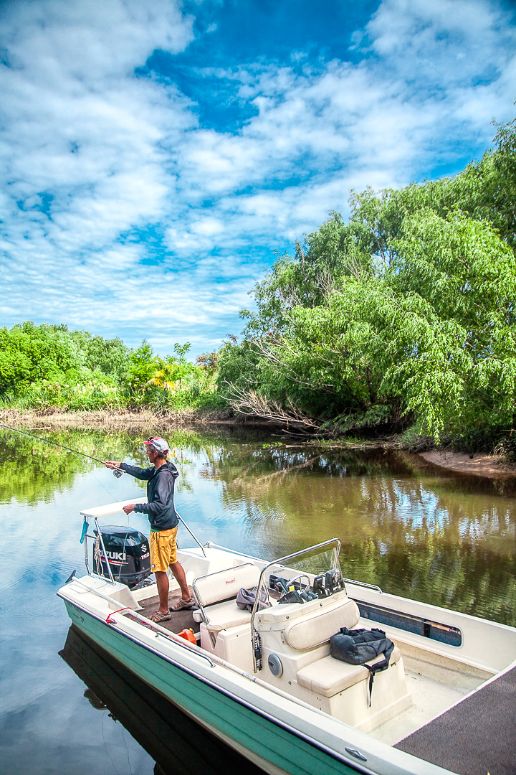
[225,387,326,436]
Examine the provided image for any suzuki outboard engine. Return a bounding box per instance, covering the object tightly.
[95,525,151,587]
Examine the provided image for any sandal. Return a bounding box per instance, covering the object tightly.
[170,597,194,611]
[149,609,171,623]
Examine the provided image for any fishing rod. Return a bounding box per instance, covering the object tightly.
[0,422,123,475]
[0,422,207,554]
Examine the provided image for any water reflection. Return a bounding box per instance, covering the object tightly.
[199,443,516,624]
[0,427,515,773]
[0,428,514,628]
[60,626,262,775]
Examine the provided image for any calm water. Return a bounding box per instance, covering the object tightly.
[0,427,514,774]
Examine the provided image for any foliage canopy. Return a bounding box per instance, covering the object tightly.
[0,322,219,411]
[218,121,516,447]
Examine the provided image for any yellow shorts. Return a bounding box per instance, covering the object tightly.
[150,527,178,573]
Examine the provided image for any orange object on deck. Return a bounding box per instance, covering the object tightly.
[178,628,196,644]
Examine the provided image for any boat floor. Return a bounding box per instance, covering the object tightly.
[138,591,197,634]
[395,666,516,775]
[371,660,483,746]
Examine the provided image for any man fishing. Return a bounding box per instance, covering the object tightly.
[105,437,193,622]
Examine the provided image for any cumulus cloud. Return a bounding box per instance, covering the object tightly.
[0,0,514,356]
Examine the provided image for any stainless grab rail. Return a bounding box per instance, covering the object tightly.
[176,510,207,557]
[94,517,115,583]
[250,537,341,672]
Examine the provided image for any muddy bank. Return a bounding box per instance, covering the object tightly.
[0,408,231,431]
[419,450,516,479]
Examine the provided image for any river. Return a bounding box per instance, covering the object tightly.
[0,427,514,774]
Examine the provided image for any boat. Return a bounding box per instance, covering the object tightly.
[58,499,516,775]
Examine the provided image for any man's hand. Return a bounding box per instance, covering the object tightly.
[104,460,121,470]
[123,503,135,515]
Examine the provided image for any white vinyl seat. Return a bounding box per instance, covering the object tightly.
[192,562,262,633]
[255,589,360,650]
[283,597,360,650]
[297,646,402,697]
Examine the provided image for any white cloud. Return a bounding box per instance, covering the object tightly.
[366,0,509,61]
[0,0,514,356]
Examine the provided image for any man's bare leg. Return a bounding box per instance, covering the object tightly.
[155,571,170,614]
[169,560,191,601]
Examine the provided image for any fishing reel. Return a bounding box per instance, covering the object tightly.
[113,469,123,478]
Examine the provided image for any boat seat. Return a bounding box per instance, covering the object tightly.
[198,599,253,632]
[297,646,402,697]
[192,562,261,632]
[283,598,360,650]
[255,589,360,651]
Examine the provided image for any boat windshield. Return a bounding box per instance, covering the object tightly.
[252,538,342,611]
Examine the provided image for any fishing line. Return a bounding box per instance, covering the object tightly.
[0,422,206,553]
[0,422,123,476]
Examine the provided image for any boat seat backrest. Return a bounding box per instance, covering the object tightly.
[193,563,261,608]
[283,598,360,651]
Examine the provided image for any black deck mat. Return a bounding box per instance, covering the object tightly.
[138,590,197,634]
[396,666,516,774]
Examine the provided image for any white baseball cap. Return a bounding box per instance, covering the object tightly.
[144,437,169,454]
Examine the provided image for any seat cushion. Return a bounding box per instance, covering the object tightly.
[297,646,401,697]
[283,599,360,650]
[193,563,261,607]
[204,599,252,632]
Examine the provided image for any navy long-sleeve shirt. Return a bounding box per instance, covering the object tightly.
[120,461,179,531]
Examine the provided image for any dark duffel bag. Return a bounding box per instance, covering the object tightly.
[236,585,270,612]
[330,627,395,705]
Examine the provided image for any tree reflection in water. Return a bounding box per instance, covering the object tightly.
[202,442,516,626]
[1,427,513,626]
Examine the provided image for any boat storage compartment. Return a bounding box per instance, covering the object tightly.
[296,646,410,732]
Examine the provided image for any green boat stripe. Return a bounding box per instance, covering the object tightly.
[62,597,368,774]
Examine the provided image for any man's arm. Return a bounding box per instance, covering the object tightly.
[120,462,154,480]
[104,461,153,480]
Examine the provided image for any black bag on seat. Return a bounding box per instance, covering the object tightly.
[236,586,270,612]
[330,627,395,706]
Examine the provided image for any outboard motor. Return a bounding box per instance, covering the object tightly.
[94,525,151,587]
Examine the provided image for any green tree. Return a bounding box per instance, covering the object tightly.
[219,120,516,447]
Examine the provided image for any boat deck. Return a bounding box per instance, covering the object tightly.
[395,666,516,775]
[138,591,197,634]
[370,658,484,746]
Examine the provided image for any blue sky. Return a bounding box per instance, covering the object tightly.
[0,0,514,358]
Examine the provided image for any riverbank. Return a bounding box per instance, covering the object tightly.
[0,407,228,431]
[418,450,516,478]
[1,408,514,479]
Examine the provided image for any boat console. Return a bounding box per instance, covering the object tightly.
[254,585,410,731]
[188,539,411,732]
